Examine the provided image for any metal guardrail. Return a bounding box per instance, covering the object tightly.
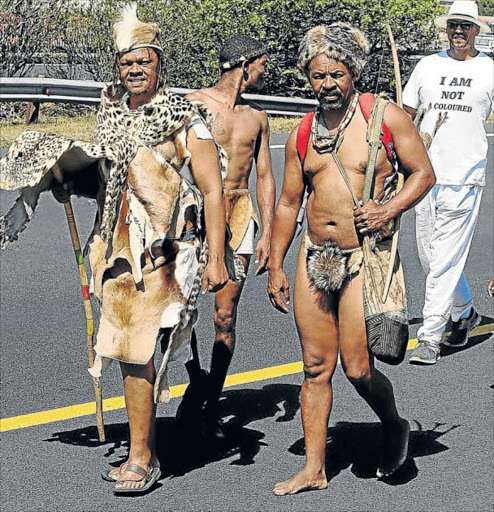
[0,77,317,116]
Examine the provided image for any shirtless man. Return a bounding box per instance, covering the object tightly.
[267,24,435,495]
[179,35,276,439]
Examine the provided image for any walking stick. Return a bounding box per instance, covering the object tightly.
[53,165,105,442]
[382,24,403,303]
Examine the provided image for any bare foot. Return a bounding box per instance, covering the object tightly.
[377,418,410,478]
[273,468,328,496]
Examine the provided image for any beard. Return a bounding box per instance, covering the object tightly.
[451,34,467,48]
[319,94,344,111]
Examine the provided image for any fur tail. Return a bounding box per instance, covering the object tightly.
[0,187,42,250]
[180,239,209,327]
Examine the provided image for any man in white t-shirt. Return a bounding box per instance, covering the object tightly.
[403,1,493,365]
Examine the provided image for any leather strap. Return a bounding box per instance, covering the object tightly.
[331,95,389,208]
[359,93,394,162]
[331,153,360,207]
[362,96,389,204]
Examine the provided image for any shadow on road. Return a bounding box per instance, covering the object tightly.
[287,420,459,486]
[44,383,301,477]
[440,315,493,358]
[409,315,493,358]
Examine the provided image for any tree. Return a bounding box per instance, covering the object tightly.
[478,0,494,16]
[141,0,442,97]
[2,0,443,99]
[0,0,63,77]
[43,2,122,81]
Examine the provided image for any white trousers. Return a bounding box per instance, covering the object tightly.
[416,184,483,345]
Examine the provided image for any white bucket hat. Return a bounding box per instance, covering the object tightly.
[435,1,491,34]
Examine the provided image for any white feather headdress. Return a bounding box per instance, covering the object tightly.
[113,3,162,54]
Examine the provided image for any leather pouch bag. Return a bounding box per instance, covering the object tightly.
[332,94,409,364]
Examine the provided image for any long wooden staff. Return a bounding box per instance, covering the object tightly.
[382,24,403,303]
[386,24,402,107]
[53,165,105,442]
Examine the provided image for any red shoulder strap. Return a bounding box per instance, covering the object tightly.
[296,110,314,166]
[359,93,394,162]
[296,95,395,165]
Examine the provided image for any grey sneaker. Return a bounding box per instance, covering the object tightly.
[443,309,481,347]
[409,340,441,365]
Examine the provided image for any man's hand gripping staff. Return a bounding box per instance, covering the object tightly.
[353,199,392,235]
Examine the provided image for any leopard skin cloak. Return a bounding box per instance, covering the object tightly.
[0,83,228,402]
[0,83,199,247]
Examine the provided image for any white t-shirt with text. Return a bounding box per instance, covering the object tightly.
[403,51,493,186]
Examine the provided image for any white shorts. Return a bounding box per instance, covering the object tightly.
[235,218,256,256]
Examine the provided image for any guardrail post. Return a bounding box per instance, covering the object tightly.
[25,74,44,125]
[25,101,40,125]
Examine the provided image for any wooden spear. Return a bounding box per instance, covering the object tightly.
[53,165,105,442]
[381,24,403,304]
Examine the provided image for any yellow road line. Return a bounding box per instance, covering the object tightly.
[1,323,492,434]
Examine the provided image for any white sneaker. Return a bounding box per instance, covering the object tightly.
[409,340,441,365]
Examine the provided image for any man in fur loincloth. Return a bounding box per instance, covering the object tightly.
[0,5,228,494]
[266,24,435,495]
[177,35,276,440]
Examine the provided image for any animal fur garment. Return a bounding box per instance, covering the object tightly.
[306,239,349,293]
[0,83,229,403]
[0,131,107,249]
[298,23,369,78]
[0,85,198,247]
[219,35,267,70]
[224,189,259,252]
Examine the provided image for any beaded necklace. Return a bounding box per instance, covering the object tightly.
[311,92,359,154]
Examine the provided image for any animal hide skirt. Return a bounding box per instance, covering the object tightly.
[88,178,205,403]
[223,189,259,280]
[304,232,363,293]
[224,189,259,251]
[88,236,201,403]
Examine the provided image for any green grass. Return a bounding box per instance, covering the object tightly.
[0,116,98,147]
[3,110,490,148]
[0,114,303,148]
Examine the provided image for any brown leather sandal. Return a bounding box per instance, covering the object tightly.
[113,463,161,495]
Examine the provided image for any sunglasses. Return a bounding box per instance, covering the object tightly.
[447,21,474,30]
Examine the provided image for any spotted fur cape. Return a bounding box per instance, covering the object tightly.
[0,84,223,247]
[0,84,229,402]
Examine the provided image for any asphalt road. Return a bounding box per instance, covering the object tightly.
[0,130,493,512]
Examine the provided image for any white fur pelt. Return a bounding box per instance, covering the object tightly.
[306,240,348,293]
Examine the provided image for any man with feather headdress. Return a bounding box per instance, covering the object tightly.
[0,4,228,494]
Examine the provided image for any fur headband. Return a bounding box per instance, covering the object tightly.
[298,23,369,79]
[113,3,162,55]
[219,35,267,71]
